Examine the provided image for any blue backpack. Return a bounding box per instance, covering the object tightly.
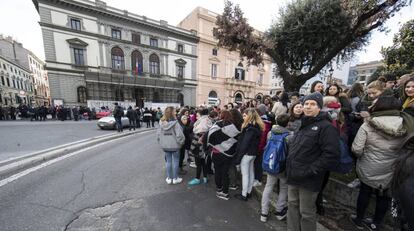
[262,132,289,175]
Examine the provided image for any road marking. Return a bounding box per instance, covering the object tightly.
[0,130,153,188]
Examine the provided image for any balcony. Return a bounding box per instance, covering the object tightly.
[225,78,256,88]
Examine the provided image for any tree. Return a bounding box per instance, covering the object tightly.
[381,19,414,77]
[214,0,409,91]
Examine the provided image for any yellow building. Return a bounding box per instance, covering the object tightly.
[178,7,272,106]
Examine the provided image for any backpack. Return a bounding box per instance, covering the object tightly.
[115,106,124,117]
[262,132,289,175]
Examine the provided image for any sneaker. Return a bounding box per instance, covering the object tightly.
[216,192,230,200]
[275,207,287,221]
[203,177,208,184]
[188,178,201,186]
[349,214,364,230]
[260,214,268,222]
[165,177,172,185]
[234,194,248,201]
[229,184,239,190]
[216,187,223,193]
[253,180,262,187]
[172,178,183,184]
[189,162,197,168]
[362,219,379,231]
[347,179,361,188]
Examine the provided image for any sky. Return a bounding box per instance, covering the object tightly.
[0,0,412,65]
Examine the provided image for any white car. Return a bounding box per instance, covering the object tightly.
[97,111,130,130]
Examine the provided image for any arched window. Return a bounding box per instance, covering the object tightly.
[208,90,218,105]
[235,62,245,80]
[131,50,143,75]
[77,86,87,103]
[149,54,160,75]
[111,47,124,70]
[234,91,243,103]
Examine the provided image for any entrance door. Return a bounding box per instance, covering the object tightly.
[135,88,144,108]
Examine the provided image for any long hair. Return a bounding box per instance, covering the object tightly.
[310,81,323,93]
[367,80,385,92]
[219,110,234,124]
[242,108,264,131]
[402,77,414,101]
[279,92,290,108]
[160,106,175,122]
[325,83,342,97]
[289,101,303,122]
[230,108,243,130]
[348,82,364,98]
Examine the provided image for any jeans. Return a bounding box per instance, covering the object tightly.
[195,156,207,179]
[115,117,122,132]
[212,153,232,194]
[240,155,256,197]
[356,181,391,225]
[165,151,180,179]
[261,173,288,215]
[287,185,318,231]
[129,119,136,130]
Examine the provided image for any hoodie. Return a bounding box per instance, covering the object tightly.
[157,120,185,152]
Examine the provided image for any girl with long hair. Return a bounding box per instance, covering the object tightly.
[402,76,414,116]
[287,102,303,133]
[157,106,185,184]
[235,108,264,201]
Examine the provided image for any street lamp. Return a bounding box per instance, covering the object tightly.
[328,67,334,85]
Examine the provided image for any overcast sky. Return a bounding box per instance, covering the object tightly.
[0,0,412,65]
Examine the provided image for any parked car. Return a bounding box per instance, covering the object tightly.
[97,112,130,130]
[95,110,112,119]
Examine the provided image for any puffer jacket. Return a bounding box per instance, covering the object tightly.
[236,123,262,157]
[286,112,340,192]
[352,114,407,190]
[157,120,185,152]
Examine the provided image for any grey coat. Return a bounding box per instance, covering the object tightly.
[157,120,185,152]
[352,116,407,190]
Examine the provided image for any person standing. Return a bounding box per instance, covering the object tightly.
[286,92,340,231]
[143,108,152,128]
[350,95,407,231]
[135,107,142,128]
[157,106,185,185]
[207,110,240,200]
[151,108,156,127]
[72,106,79,121]
[113,103,124,132]
[235,108,264,201]
[126,106,137,130]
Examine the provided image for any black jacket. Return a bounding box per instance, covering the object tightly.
[235,123,261,163]
[286,112,340,192]
[126,108,137,120]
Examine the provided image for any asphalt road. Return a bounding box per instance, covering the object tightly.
[0,130,286,231]
[0,120,149,161]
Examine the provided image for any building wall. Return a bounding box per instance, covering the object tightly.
[178,7,272,106]
[35,0,199,107]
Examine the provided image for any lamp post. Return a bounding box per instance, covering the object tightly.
[328,67,334,85]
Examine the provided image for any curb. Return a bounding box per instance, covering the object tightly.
[251,175,331,231]
[0,128,156,180]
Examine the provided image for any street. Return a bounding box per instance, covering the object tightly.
[0,120,122,161]
[0,130,285,231]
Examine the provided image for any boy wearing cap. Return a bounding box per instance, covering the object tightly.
[286,92,340,231]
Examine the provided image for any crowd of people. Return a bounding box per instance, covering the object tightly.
[157,73,414,231]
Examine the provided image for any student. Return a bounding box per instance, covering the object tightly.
[234,108,264,201]
[260,114,291,222]
[157,106,185,185]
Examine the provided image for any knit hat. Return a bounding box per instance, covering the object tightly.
[257,104,268,116]
[304,92,323,109]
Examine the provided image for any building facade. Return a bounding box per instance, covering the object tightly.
[33,0,198,108]
[0,55,35,106]
[0,35,50,106]
[178,7,272,106]
[269,63,284,96]
[353,60,383,86]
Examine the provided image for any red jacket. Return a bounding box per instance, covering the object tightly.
[258,119,272,154]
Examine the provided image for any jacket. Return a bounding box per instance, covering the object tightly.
[157,120,185,152]
[126,108,137,120]
[352,113,407,190]
[207,120,240,157]
[236,123,262,157]
[286,112,340,192]
[271,102,289,118]
[258,115,272,153]
[287,118,301,134]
